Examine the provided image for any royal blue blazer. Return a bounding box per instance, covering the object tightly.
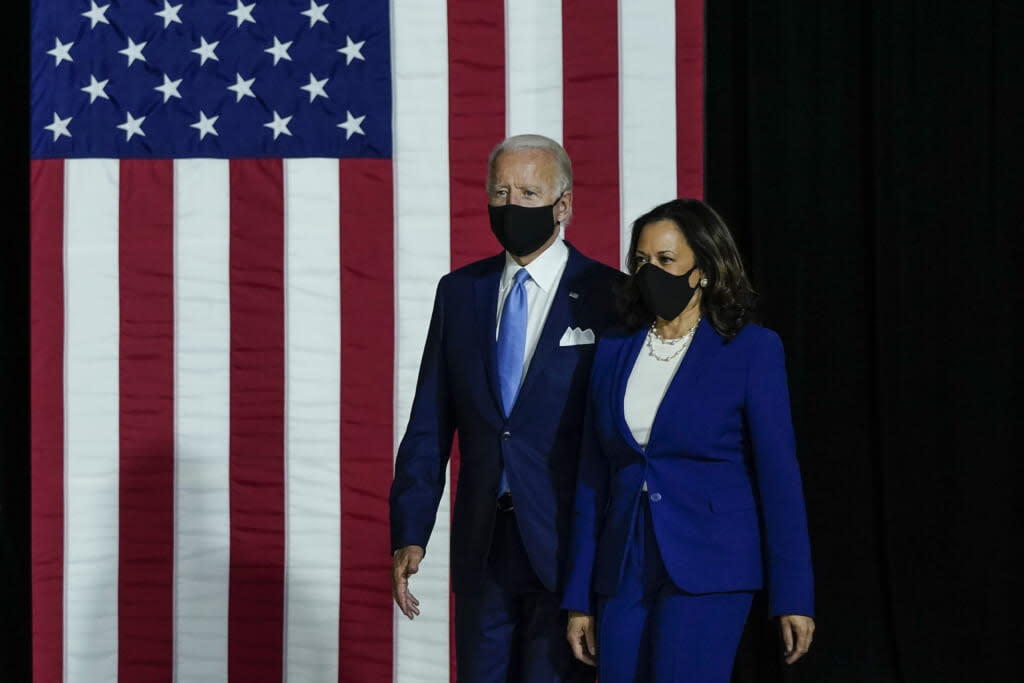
[389,244,621,593]
[562,322,814,618]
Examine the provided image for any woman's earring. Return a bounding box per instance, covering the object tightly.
[699,277,709,288]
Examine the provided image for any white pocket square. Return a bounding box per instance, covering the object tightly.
[559,326,596,346]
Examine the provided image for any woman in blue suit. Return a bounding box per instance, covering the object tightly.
[563,199,815,682]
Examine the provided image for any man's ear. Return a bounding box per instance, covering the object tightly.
[555,189,573,224]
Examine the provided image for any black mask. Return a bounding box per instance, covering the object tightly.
[488,196,562,257]
[636,264,699,321]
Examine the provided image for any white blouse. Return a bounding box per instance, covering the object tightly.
[623,328,695,448]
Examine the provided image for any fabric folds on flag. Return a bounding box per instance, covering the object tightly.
[30,1,703,681]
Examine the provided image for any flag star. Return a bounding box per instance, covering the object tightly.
[337,35,365,65]
[46,37,74,66]
[154,74,183,102]
[300,73,329,102]
[228,0,256,27]
[81,75,110,103]
[82,1,111,29]
[155,1,183,28]
[337,110,365,140]
[265,36,293,65]
[118,37,148,67]
[300,0,329,27]
[44,113,72,141]
[227,73,256,102]
[264,111,293,139]
[192,36,220,65]
[191,111,219,140]
[117,112,146,141]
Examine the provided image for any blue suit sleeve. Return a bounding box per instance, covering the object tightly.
[746,330,815,618]
[389,278,456,554]
[561,377,610,614]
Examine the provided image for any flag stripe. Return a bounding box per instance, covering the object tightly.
[228,159,286,682]
[338,159,396,681]
[392,0,453,679]
[676,0,704,199]
[118,159,175,682]
[562,0,622,269]
[30,159,65,683]
[506,0,564,143]
[448,0,506,269]
[64,159,121,683]
[173,159,232,683]
[446,3,508,677]
[283,159,342,683]
[619,0,679,266]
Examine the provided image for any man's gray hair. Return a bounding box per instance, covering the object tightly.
[486,134,573,195]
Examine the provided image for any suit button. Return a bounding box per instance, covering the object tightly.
[502,431,511,440]
[649,493,662,502]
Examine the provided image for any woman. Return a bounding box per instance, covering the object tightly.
[562,199,815,682]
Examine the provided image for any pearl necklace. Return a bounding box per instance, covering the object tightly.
[645,318,700,362]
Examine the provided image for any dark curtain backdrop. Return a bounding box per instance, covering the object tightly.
[707,2,1023,682]
[3,2,1022,681]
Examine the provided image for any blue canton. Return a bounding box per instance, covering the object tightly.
[31,0,392,159]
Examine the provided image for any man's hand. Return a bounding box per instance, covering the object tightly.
[778,614,815,664]
[392,545,424,620]
[566,611,597,666]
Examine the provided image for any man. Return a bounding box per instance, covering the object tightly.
[390,134,622,682]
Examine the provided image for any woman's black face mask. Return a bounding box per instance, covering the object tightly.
[636,262,699,321]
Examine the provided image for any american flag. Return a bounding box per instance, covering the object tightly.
[29,1,703,681]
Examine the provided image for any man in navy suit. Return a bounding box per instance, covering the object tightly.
[389,134,621,682]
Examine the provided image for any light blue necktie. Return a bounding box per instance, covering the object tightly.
[496,268,530,495]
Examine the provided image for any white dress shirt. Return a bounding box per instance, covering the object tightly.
[495,239,569,387]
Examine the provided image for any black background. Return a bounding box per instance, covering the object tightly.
[708,2,1023,681]
[3,1,1022,681]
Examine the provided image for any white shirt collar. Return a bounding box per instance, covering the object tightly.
[500,238,569,294]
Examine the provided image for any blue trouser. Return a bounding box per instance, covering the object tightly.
[454,507,594,683]
[596,495,754,683]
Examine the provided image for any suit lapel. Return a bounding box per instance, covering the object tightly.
[474,264,503,413]
[645,321,723,449]
[614,320,724,452]
[513,247,583,409]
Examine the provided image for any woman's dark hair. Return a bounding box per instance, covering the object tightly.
[617,198,757,340]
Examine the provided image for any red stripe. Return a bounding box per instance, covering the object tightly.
[337,159,395,682]
[228,159,285,681]
[448,3,507,677]
[562,0,622,270]
[448,0,506,270]
[676,0,705,199]
[118,160,175,682]
[30,159,65,683]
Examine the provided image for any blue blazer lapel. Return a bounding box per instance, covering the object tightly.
[646,321,723,448]
[474,264,503,413]
[513,246,584,408]
[613,320,724,452]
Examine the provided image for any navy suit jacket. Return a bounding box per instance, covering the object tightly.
[563,322,814,617]
[389,243,622,593]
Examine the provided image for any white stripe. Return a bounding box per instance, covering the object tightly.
[619,0,677,265]
[282,159,342,682]
[63,159,120,683]
[392,1,452,681]
[173,159,231,683]
[505,0,564,143]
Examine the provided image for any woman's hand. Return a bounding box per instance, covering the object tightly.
[566,611,597,666]
[778,614,815,664]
